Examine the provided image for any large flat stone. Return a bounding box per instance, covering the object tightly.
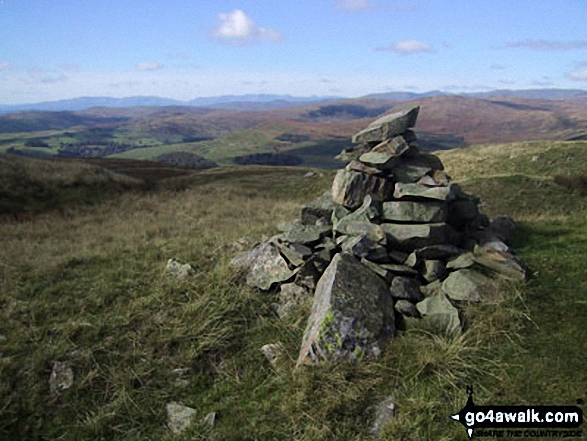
[381,223,459,250]
[472,249,527,281]
[381,200,447,223]
[297,253,395,366]
[352,106,420,144]
[441,269,497,302]
[394,182,459,201]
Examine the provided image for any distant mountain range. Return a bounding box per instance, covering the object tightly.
[1,89,587,114]
[0,94,341,114]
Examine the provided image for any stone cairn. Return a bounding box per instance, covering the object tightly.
[231,106,527,368]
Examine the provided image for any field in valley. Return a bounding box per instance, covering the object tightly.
[1,138,586,439]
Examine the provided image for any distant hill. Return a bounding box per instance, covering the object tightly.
[0,94,342,114]
[2,89,586,114]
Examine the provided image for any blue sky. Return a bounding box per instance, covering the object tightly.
[1,0,587,104]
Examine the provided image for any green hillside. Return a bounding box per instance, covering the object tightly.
[1,142,586,439]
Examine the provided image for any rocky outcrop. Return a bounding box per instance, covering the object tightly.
[230,105,527,367]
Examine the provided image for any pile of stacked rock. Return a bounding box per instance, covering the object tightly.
[231,106,526,367]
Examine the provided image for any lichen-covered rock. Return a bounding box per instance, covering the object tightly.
[281,223,331,245]
[296,253,394,366]
[381,200,447,223]
[332,169,393,210]
[260,343,283,368]
[276,282,311,318]
[165,258,195,280]
[394,182,459,201]
[243,242,295,290]
[166,402,198,434]
[352,106,420,144]
[416,292,461,335]
[49,361,74,395]
[381,223,459,250]
[442,269,497,302]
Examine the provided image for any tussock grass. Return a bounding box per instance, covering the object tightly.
[1,142,586,439]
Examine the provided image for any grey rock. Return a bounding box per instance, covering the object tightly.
[260,343,282,368]
[442,269,497,302]
[472,249,527,281]
[347,160,384,175]
[332,169,394,210]
[337,221,387,245]
[370,396,397,437]
[281,223,331,245]
[352,106,420,144]
[277,282,311,318]
[381,200,447,223]
[165,258,194,280]
[416,292,461,335]
[335,143,374,163]
[300,191,336,225]
[340,235,387,260]
[390,276,423,302]
[423,260,448,283]
[274,240,312,267]
[166,402,198,434]
[381,223,459,250]
[333,195,380,231]
[361,259,418,282]
[394,300,420,318]
[294,259,320,291]
[446,252,476,270]
[448,199,481,229]
[404,252,419,268]
[420,280,443,298]
[202,412,217,429]
[49,361,74,395]
[488,215,517,243]
[394,182,459,201]
[358,136,414,168]
[416,244,463,260]
[297,253,395,366]
[244,242,295,290]
[389,154,444,183]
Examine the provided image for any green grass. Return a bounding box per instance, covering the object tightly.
[1,142,586,440]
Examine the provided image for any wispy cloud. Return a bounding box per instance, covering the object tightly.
[502,39,587,51]
[333,0,373,11]
[375,40,434,54]
[0,62,12,71]
[135,62,164,71]
[27,67,68,84]
[213,9,282,45]
[566,70,587,81]
[490,63,506,70]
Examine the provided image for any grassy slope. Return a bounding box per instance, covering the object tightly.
[1,143,586,440]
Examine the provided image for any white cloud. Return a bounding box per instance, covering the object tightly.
[375,40,434,54]
[213,9,282,44]
[566,70,587,81]
[333,0,373,11]
[136,62,164,71]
